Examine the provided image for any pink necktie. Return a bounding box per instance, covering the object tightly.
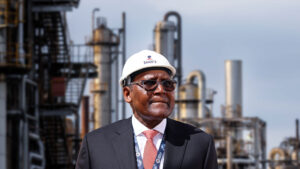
[143,130,159,169]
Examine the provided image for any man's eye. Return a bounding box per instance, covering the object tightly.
[143,80,156,86]
[164,80,173,87]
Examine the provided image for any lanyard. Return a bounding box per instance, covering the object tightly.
[134,133,166,169]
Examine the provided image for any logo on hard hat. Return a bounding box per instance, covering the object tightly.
[144,55,157,64]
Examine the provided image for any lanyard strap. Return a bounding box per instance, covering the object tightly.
[134,134,166,169]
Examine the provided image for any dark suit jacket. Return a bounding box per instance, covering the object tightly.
[76,118,218,169]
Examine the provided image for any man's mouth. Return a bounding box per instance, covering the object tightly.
[150,100,169,106]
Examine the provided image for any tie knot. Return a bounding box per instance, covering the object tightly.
[143,130,158,139]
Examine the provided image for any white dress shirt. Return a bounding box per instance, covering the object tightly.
[132,115,166,169]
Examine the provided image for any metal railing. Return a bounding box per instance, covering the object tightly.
[64,44,94,106]
[0,42,32,68]
[0,0,17,27]
[0,0,32,70]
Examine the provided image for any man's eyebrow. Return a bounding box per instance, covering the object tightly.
[142,74,156,80]
[144,76,156,80]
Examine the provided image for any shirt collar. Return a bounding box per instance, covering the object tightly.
[132,114,166,136]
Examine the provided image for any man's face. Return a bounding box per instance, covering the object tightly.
[123,69,175,126]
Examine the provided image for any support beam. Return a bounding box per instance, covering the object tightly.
[0,74,6,169]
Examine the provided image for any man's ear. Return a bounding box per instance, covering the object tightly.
[123,86,132,103]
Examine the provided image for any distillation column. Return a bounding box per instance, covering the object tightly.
[154,20,176,64]
[92,20,117,129]
[179,70,207,119]
[225,60,243,139]
[225,60,242,118]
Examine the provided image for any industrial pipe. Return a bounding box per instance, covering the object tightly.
[225,60,242,118]
[226,135,232,169]
[163,11,182,87]
[81,96,89,137]
[28,133,45,169]
[269,148,287,161]
[18,0,25,63]
[122,12,126,119]
[0,5,6,63]
[186,70,206,118]
[0,75,6,169]
[296,119,299,166]
[92,8,100,35]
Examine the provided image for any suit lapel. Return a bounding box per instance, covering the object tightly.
[163,118,188,169]
[111,118,137,169]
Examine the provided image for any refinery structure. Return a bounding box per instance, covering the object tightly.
[0,0,299,169]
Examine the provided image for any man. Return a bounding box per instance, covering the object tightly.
[76,50,218,169]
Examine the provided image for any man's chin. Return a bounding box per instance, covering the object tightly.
[148,110,172,119]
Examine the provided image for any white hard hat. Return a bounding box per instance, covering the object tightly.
[120,50,176,86]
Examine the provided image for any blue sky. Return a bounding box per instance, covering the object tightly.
[67,0,300,153]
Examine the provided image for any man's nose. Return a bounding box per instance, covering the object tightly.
[154,82,165,93]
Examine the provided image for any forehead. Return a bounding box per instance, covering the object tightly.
[132,69,171,81]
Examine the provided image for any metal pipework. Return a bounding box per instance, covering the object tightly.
[0,2,6,63]
[81,96,89,137]
[92,8,100,34]
[296,119,299,166]
[163,11,182,87]
[226,135,233,169]
[269,148,287,161]
[121,12,126,119]
[18,0,25,63]
[0,75,6,169]
[186,70,206,118]
[225,60,242,118]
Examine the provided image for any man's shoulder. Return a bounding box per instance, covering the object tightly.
[167,118,213,141]
[167,118,201,132]
[85,118,131,139]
